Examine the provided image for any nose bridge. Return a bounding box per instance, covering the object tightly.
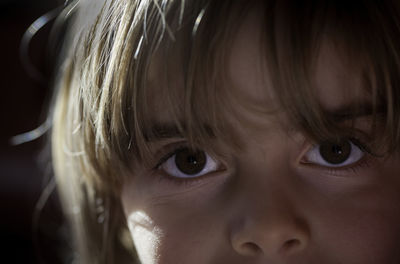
[229,165,310,260]
[238,178,307,235]
[248,188,298,225]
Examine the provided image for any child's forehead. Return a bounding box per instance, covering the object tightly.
[144,4,371,131]
[227,6,276,110]
[313,40,372,113]
[145,7,276,127]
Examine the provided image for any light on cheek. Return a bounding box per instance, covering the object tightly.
[127,211,163,264]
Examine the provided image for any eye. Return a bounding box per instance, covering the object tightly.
[159,148,219,178]
[303,139,365,167]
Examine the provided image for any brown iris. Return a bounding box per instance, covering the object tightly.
[175,148,207,175]
[319,140,351,165]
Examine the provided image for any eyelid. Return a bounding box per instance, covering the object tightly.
[152,138,228,167]
[302,139,363,164]
[350,137,384,158]
[299,136,377,174]
[152,140,222,171]
[160,150,220,179]
[349,137,371,154]
[314,158,373,178]
[151,145,228,188]
[154,145,187,169]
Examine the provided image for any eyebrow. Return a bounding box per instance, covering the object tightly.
[144,122,216,142]
[324,102,384,123]
[144,124,184,142]
[144,104,382,141]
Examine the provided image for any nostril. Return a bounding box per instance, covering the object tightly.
[241,242,262,256]
[281,238,302,253]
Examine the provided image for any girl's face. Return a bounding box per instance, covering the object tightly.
[121,8,400,264]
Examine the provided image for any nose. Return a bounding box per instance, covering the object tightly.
[230,204,309,259]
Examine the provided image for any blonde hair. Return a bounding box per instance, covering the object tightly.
[51,0,400,263]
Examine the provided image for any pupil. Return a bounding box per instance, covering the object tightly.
[175,148,206,175]
[332,145,343,155]
[320,140,351,164]
[187,156,197,164]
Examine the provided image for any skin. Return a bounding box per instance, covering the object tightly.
[121,7,400,264]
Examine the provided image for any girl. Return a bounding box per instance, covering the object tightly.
[51,0,400,263]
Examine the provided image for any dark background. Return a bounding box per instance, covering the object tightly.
[0,0,65,263]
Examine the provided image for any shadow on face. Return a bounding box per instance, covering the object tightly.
[121,2,400,264]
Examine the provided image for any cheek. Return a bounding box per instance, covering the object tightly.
[313,188,400,263]
[125,205,226,264]
[299,157,400,262]
[126,211,163,264]
[322,211,400,263]
[122,175,228,264]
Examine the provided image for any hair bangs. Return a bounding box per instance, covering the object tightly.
[261,1,400,152]
[51,1,400,263]
[129,1,254,165]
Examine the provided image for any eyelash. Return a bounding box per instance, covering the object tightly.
[154,145,186,169]
[350,137,374,155]
[151,137,380,185]
[322,157,373,177]
[304,137,376,177]
[153,169,206,187]
[152,143,221,187]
